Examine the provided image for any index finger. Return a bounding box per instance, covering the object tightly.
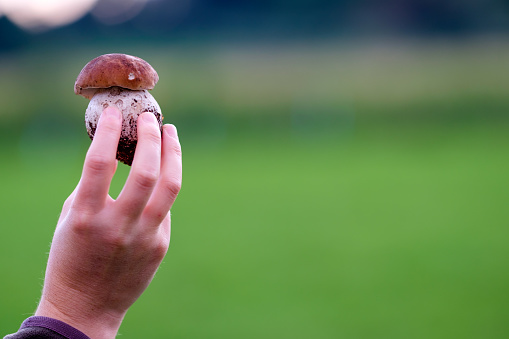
[73,106,122,212]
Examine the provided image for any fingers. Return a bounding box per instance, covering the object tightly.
[73,109,181,229]
[73,107,121,212]
[143,124,182,226]
[116,112,162,218]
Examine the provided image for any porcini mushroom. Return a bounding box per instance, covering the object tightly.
[75,53,163,166]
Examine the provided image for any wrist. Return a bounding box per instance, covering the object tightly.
[36,296,125,339]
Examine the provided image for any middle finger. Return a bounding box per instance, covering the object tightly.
[116,112,161,219]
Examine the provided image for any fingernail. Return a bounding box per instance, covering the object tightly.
[140,112,157,124]
[164,124,179,140]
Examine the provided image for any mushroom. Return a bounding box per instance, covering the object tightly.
[74,53,163,166]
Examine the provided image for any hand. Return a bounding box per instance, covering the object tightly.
[35,107,182,339]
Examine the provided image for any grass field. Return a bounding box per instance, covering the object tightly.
[2,122,509,338]
[1,39,509,338]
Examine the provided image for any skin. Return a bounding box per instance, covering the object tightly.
[34,106,182,339]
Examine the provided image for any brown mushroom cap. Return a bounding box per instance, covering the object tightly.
[74,53,159,99]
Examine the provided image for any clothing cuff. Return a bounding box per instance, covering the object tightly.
[19,316,90,339]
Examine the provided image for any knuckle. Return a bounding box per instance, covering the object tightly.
[131,232,168,262]
[106,232,131,251]
[151,237,169,261]
[139,123,161,145]
[62,195,74,209]
[163,176,182,199]
[166,138,182,158]
[171,143,182,158]
[162,134,181,154]
[145,129,162,145]
[68,209,95,234]
[85,153,113,173]
[135,170,159,190]
[101,120,121,135]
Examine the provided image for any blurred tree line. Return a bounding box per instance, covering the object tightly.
[2,0,509,53]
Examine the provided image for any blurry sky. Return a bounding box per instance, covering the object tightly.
[0,0,508,42]
[0,0,152,31]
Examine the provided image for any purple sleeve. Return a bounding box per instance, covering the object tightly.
[4,316,90,339]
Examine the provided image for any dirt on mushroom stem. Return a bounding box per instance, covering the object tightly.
[85,86,163,166]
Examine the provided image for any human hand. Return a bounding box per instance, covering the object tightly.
[34,107,182,339]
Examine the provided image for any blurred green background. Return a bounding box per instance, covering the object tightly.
[1,1,509,338]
